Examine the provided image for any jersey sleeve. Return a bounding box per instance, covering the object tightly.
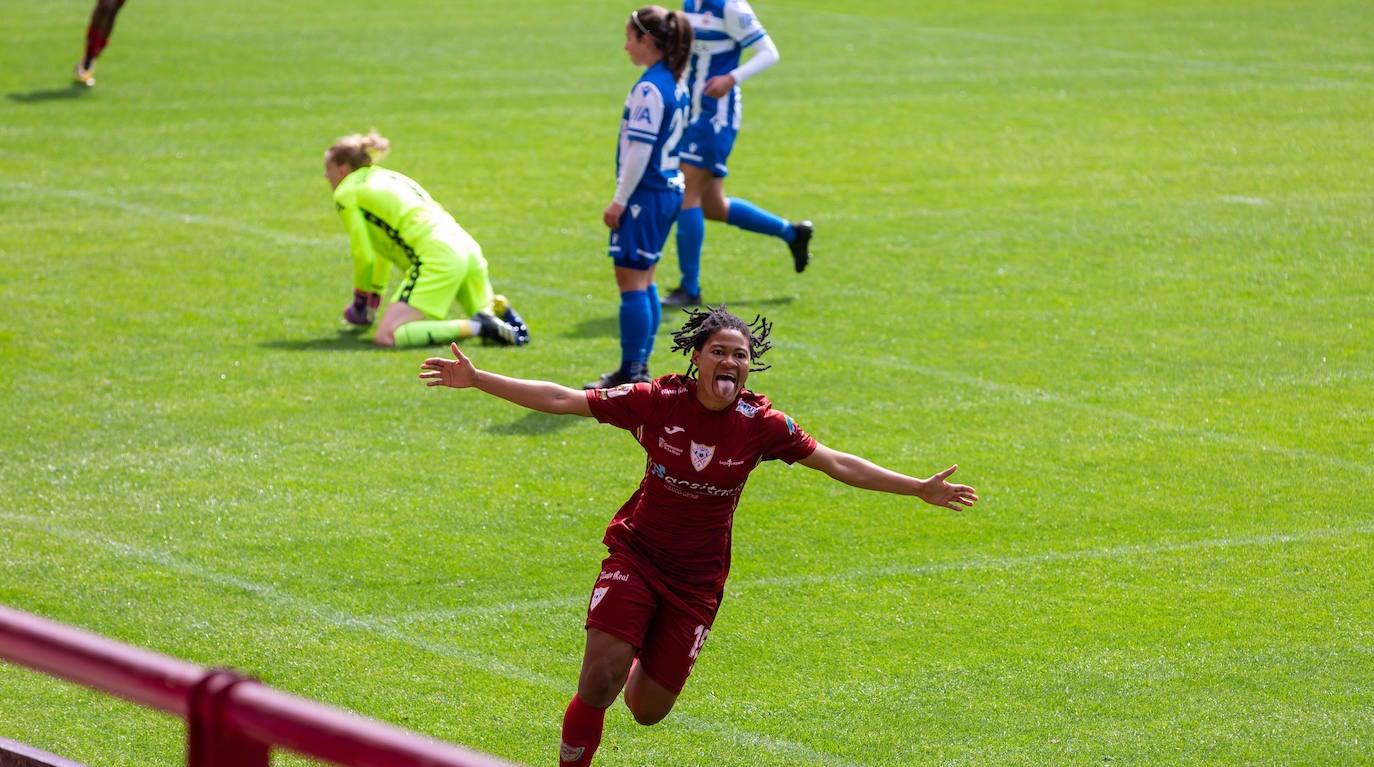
[624,80,667,145]
[725,0,768,48]
[334,187,386,295]
[586,381,658,432]
[761,408,817,464]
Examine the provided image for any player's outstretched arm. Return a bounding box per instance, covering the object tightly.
[797,444,978,511]
[419,343,593,417]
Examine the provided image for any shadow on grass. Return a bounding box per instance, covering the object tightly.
[7,85,93,103]
[567,294,796,339]
[260,334,532,354]
[486,410,578,436]
[260,334,372,352]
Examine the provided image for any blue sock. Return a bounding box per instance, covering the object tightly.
[726,197,794,242]
[619,290,651,375]
[644,283,661,359]
[675,207,705,296]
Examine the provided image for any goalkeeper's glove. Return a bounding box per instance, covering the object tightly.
[343,290,381,326]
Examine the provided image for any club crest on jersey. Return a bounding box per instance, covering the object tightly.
[590,586,609,613]
[595,384,633,401]
[690,442,715,471]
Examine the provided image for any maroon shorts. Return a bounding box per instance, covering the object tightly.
[583,549,721,695]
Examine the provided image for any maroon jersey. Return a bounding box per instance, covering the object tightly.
[585,374,817,594]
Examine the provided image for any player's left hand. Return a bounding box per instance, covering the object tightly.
[419,343,478,389]
[919,465,979,511]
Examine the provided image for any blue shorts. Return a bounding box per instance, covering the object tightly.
[609,187,683,270]
[679,120,737,179]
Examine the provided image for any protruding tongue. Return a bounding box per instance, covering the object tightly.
[713,375,737,400]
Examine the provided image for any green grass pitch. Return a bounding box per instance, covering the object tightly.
[2,1,1371,765]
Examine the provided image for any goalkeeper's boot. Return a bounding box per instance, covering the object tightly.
[491,295,529,345]
[475,312,521,346]
[74,63,96,87]
[787,220,813,273]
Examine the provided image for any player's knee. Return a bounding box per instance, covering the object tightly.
[576,670,624,709]
[623,672,677,725]
[702,196,730,221]
[628,702,672,726]
[372,327,397,347]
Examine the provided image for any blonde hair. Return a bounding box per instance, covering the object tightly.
[325,129,390,173]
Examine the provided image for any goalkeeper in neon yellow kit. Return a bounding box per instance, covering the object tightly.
[324,130,528,348]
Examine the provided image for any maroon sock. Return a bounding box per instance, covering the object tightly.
[559,694,607,767]
[84,30,108,65]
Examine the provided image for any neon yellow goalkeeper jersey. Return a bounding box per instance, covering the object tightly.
[332,165,475,295]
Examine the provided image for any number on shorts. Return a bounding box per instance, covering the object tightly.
[688,624,711,660]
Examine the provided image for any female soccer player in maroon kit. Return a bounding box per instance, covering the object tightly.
[419,305,978,766]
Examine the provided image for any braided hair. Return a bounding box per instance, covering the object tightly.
[669,304,774,378]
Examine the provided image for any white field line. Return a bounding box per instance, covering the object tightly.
[10,510,1373,767]
[17,173,1360,451]
[776,338,1374,479]
[5,181,576,301]
[380,523,1374,617]
[739,523,1374,592]
[7,181,337,249]
[3,511,870,767]
[801,11,1372,90]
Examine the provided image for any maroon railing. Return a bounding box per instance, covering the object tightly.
[0,605,523,767]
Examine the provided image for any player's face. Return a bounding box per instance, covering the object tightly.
[324,156,351,190]
[691,329,752,411]
[624,23,658,67]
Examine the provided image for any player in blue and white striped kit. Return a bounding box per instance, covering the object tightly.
[584,7,694,391]
[660,0,813,308]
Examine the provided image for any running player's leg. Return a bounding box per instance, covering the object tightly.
[623,590,715,726]
[622,662,680,726]
[77,0,127,82]
[561,629,635,767]
[694,128,793,243]
[563,551,660,767]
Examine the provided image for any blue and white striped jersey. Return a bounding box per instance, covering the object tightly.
[617,60,690,193]
[683,0,769,129]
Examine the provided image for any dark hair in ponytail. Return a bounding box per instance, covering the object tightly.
[631,6,694,81]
